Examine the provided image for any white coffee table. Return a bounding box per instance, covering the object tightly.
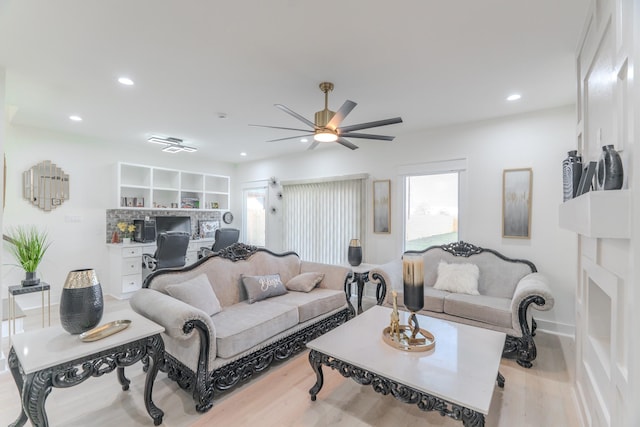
[8,308,165,427]
[306,305,506,427]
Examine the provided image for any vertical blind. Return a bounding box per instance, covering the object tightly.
[282,177,365,264]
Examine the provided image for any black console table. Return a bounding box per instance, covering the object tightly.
[8,309,165,426]
[344,263,386,315]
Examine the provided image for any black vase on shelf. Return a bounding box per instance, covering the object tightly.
[562,150,582,201]
[597,145,623,190]
[348,239,362,267]
[59,268,104,334]
[21,271,40,287]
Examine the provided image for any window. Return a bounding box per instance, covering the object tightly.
[404,172,459,251]
[282,176,365,264]
[243,186,267,247]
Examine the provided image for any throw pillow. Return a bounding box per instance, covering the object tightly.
[285,272,325,292]
[241,274,288,304]
[433,261,480,295]
[165,273,222,316]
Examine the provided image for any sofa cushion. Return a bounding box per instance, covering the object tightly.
[433,261,480,295]
[165,273,222,316]
[443,293,512,329]
[212,300,299,358]
[272,289,346,322]
[386,287,448,313]
[241,274,288,303]
[285,272,324,292]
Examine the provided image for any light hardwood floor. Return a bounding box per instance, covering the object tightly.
[0,297,580,426]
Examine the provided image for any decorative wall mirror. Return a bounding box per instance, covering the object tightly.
[23,160,69,211]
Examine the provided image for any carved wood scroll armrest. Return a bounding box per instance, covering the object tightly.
[510,273,555,335]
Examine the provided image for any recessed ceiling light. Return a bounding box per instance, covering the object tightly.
[300,138,308,143]
[240,152,247,157]
[118,77,134,86]
[506,94,521,101]
[69,115,82,121]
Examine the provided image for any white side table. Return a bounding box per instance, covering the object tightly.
[8,308,165,426]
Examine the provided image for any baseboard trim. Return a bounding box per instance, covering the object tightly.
[534,318,575,338]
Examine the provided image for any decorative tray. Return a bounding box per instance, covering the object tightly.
[79,320,131,342]
[382,325,436,352]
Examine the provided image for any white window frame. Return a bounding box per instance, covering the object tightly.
[397,159,468,252]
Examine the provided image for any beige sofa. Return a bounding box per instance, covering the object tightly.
[369,241,554,368]
[130,243,351,412]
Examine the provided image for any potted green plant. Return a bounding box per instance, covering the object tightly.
[3,225,51,286]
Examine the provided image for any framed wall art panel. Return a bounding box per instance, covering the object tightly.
[502,168,532,239]
[373,179,391,234]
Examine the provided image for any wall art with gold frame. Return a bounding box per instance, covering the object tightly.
[373,179,391,234]
[502,168,532,239]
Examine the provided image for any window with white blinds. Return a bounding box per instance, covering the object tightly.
[282,177,365,264]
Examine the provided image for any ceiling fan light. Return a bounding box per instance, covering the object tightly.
[314,131,338,143]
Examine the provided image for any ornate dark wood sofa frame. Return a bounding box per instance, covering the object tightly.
[369,241,554,368]
[131,243,353,412]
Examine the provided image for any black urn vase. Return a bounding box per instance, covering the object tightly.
[348,239,362,267]
[59,268,104,334]
[597,145,623,190]
[562,150,582,201]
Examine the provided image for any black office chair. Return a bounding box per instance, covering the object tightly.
[142,231,191,276]
[198,228,240,258]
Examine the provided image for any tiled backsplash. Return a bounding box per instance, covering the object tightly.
[106,209,222,243]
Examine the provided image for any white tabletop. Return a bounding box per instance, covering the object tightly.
[346,263,377,274]
[306,305,505,414]
[10,307,164,374]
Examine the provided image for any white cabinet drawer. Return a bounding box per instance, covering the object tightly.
[121,274,142,293]
[121,257,141,275]
[122,246,143,257]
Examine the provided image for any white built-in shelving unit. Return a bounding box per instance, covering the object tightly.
[560,1,638,425]
[117,162,230,211]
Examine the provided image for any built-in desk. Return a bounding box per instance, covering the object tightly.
[106,238,214,299]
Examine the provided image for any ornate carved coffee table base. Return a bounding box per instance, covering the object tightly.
[8,334,164,427]
[309,349,503,427]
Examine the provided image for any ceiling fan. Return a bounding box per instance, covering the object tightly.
[250,82,403,150]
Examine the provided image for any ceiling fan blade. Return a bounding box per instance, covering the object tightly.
[307,140,320,150]
[326,100,357,130]
[249,124,313,133]
[338,117,403,133]
[274,104,317,129]
[266,134,314,142]
[336,137,359,150]
[340,132,395,141]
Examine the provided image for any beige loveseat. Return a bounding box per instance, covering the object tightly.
[130,243,351,412]
[369,241,554,368]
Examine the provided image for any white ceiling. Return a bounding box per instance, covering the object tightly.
[0,0,589,163]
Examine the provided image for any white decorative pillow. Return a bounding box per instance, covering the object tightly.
[165,274,222,316]
[285,272,324,292]
[433,261,480,295]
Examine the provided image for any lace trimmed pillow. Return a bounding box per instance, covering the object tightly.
[285,272,324,292]
[433,261,480,295]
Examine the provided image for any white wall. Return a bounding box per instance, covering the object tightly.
[236,105,578,334]
[2,125,236,307]
[0,67,6,369]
